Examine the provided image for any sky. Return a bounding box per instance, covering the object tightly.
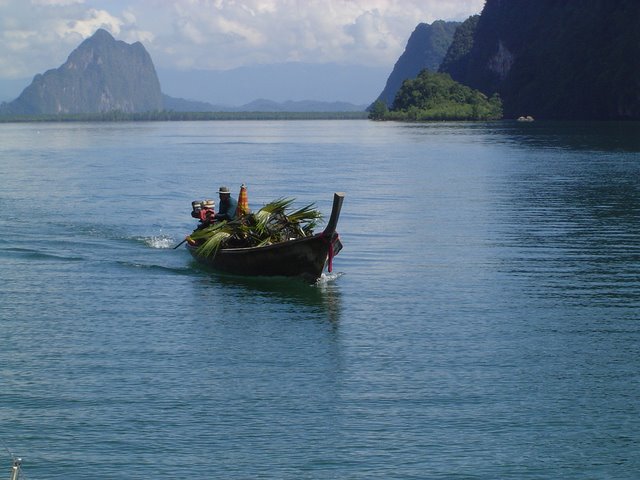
[0,0,484,80]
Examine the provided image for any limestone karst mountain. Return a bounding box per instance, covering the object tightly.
[2,29,162,115]
[373,20,460,108]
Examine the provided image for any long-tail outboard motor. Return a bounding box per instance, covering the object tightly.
[191,200,203,219]
[191,199,215,228]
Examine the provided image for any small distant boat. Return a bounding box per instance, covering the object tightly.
[186,193,344,282]
[517,115,535,122]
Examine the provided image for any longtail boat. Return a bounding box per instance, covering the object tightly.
[186,193,344,282]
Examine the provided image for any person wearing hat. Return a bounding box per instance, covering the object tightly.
[213,186,238,221]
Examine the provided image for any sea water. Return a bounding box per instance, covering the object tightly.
[1,120,639,479]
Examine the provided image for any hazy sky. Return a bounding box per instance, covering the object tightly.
[1,0,484,80]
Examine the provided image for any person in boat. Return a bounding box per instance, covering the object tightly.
[213,186,238,222]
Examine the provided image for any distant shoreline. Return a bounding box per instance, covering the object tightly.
[0,111,369,123]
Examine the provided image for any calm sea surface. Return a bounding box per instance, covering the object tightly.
[1,120,640,479]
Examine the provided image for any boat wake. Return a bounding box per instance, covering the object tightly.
[2,246,85,262]
[115,260,195,276]
[315,272,343,285]
[138,234,176,249]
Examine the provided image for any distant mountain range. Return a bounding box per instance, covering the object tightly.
[0,31,380,114]
[158,63,387,108]
[163,95,366,113]
[0,66,379,112]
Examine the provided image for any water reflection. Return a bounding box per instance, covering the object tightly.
[496,121,640,152]
[188,264,343,324]
[495,127,640,307]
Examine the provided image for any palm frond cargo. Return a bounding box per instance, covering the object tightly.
[185,192,344,282]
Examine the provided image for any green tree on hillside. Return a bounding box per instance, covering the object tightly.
[438,15,480,80]
[368,100,389,120]
[375,70,502,121]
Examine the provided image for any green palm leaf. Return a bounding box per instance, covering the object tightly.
[254,198,294,233]
[196,228,232,258]
[287,203,323,232]
[190,197,323,258]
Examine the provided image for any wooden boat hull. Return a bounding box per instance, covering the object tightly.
[187,232,342,282]
[186,193,345,282]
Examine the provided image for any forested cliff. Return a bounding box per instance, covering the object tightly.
[374,21,459,107]
[439,0,640,120]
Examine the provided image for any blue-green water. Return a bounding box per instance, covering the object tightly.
[1,120,639,479]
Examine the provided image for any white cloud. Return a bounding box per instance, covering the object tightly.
[59,8,124,37]
[152,0,484,69]
[32,0,84,5]
[0,0,484,79]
